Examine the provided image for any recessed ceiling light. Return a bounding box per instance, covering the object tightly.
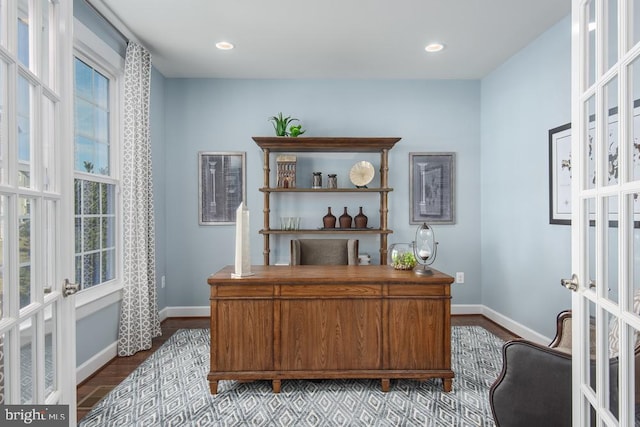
[425,43,444,53]
[216,41,234,50]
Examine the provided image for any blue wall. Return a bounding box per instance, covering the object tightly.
[75,6,576,370]
[163,79,482,306]
[480,15,572,337]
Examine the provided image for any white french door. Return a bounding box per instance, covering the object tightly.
[0,0,76,423]
[570,0,640,425]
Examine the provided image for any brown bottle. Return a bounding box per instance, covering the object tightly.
[354,206,368,228]
[323,207,336,228]
[339,207,352,228]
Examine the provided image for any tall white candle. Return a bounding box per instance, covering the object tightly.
[232,202,254,278]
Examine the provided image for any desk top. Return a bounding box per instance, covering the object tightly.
[208,265,454,286]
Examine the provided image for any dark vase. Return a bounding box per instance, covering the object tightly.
[323,207,336,228]
[354,206,368,228]
[339,207,352,228]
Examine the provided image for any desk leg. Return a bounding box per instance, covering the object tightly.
[209,380,218,395]
[443,378,452,392]
[272,380,281,393]
[381,379,390,392]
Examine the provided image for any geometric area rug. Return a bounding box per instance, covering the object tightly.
[78,327,505,427]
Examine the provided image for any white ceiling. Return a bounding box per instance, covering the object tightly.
[91,0,571,79]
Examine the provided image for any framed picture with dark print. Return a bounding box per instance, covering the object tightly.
[198,152,246,225]
[548,99,640,226]
[409,152,456,224]
[548,123,572,225]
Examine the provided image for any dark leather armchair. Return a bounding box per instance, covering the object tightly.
[489,310,639,427]
[290,239,359,265]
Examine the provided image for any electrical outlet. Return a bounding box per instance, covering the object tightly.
[161,275,166,288]
[455,272,464,284]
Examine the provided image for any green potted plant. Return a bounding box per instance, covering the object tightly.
[268,112,305,137]
[289,124,305,137]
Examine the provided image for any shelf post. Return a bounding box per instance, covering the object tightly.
[380,148,389,264]
[263,148,271,265]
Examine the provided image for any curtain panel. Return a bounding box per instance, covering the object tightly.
[118,42,161,357]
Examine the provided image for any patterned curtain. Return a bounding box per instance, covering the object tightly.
[118,42,161,356]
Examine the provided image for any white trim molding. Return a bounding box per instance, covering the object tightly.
[76,341,117,384]
[159,306,210,321]
[450,304,550,344]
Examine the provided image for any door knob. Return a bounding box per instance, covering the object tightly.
[560,274,579,291]
[63,278,80,297]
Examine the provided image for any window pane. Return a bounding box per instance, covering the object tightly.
[74,58,92,99]
[20,318,34,403]
[101,217,114,248]
[94,69,108,109]
[102,249,114,282]
[74,98,93,139]
[39,0,51,85]
[44,304,55,397]
[0,331,7,404]
[75,180,116,290]
[82,253,99,288]
[74,57,110,177]
[630,56,640,182]
[605,76,618,187]
[18,197,31,308]
[587,0,596,87]
[606,0,618,72]
[82,180,99,214]
[605,195,618,304]
[101,183,114,214]
[586,96,597,189]
[0,60,6,184]
[42,95,55,191]
[17,0,29,68]
[0,196,5,321]
[633,0,640,50]
[17,75,31,188]
[83,217,99,252]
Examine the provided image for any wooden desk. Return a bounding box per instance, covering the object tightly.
[207,265,454,394]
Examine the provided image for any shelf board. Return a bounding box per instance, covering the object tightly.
[260,187,393,193]
[252,137,401,152]
[260,228,393,235]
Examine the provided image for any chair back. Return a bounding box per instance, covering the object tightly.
[290,239,359,265]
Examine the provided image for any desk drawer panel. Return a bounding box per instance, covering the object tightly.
[387,284,448,297]
[280,284,380,298]
[214,284,274,298]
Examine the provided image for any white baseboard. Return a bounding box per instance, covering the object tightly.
[159,306,210,320]
[480,305,550,345]
[451,304,483,315]
[76,341,117,384]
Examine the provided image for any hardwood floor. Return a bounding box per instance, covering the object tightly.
[76,315,518,422]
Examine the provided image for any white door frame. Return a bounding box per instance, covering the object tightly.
[571,0,640,425]
[0,0,76,423]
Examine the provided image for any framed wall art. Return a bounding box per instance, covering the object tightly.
[548,123,572,225]
[548,100,640,226]
[409,152,455,224]
[198,151,246,225]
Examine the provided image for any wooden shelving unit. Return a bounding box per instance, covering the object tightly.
[253,136,401,265]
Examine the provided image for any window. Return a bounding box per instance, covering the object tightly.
[73,56,118,291]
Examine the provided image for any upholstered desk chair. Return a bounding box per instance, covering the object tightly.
[489,309,640,427]
[290,239,359,265]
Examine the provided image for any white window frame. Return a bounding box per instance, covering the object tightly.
[72,19,124,317]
